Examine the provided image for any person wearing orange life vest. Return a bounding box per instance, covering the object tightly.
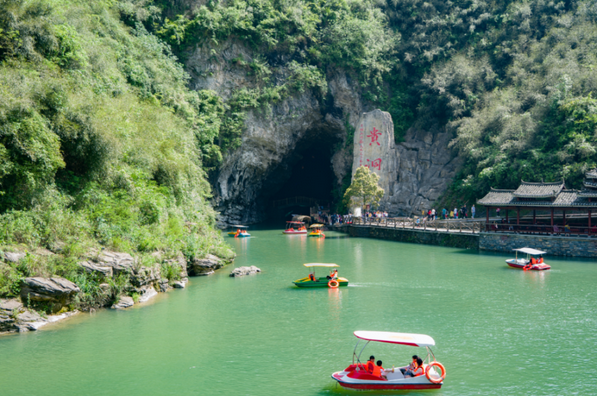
[365,356,375,373]
[372,360,387,379]
[405,357,424,377]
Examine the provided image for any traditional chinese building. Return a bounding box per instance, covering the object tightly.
[477,170,597,235]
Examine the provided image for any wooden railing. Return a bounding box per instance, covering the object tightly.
[485,223,597,237]
[352,217,485,234]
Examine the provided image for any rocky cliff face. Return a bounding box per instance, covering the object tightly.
[184,41,461,222]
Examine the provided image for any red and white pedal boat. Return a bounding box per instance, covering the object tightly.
[506,248,550,271]
[331,331,446,390]
[282,221,308,235]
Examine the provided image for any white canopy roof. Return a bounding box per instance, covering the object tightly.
[514,248,546,255]
[354,331,435,347]
[303,263,339,268]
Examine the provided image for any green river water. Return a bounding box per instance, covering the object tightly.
[1,228,596,395]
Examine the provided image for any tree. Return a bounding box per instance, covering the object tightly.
[343,166,385,210]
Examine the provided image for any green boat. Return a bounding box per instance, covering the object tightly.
[293,263,349,288]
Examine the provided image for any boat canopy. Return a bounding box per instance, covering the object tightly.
[513,248,546,255]
[303,263,339,268]
[231,225,249,229]
[310,224,324,228]
[354,331,435,347]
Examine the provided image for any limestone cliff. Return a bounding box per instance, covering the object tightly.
[184,41,461,222]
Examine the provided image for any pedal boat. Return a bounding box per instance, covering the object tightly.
[293,263,348,288]
[283,221,308,235]
[308,223,325,237]
[228,225,251,238]
[506,248,550,271]
[331,331,446,390]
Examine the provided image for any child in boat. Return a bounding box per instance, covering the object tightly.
[400,355,418,375]
[404,357,424,377]
[372,360,387,379]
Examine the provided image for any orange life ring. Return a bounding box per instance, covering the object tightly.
[328,280,339,288]
[523,264,532,271]
[425,362,446,384]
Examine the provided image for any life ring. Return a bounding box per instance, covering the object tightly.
[328,280,339,288]
[523,264,532,271]
[425,362,446,384]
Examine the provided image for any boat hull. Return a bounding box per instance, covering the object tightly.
[308,232,325,237]
[283,230,307,235]
[506,259,550,270]
[229,233,251,238]
[293,277,348,288]
[331,372,441,390]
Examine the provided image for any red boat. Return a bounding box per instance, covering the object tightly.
[506,248,550,271]
[282,221,307,235]
[331,331,446,390]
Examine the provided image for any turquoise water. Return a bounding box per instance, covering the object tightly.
[1,228,596,395]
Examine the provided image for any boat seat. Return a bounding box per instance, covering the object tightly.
[385,370,404,380]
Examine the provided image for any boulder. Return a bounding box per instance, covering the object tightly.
[172,279,186,289]
[131,266,160,287]
[111,296,134,309]
[20,277,80,304]
[4,252,25,263]
[158,278,170,292]
[94,251,135,275]
[0,299,23,333]
[79,261,113,278]
[229,266,261,277]
[188,254,223,276]
[137,286,158,303]
[16,310,45,332]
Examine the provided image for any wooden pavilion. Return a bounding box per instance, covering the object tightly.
[478,170,597,236]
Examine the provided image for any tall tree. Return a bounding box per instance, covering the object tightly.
[343,166,385,210]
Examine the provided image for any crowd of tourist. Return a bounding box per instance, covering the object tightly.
[422,204,476,221]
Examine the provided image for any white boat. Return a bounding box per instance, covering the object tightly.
[506,248,550,271]
[331,331,446,390]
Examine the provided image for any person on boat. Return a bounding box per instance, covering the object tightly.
[372,360,387,379]
[400,355,418,375]
[366,356,375,373]
[539,255,544,263]
[308,273,316,281]
[404,357,424,377]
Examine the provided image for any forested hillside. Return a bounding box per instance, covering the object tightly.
[123,0,597,203]
[0,0,232,303]
[3,0,597,303]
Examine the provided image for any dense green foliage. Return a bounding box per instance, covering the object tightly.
[343,166,384,209]
[0,0,232,304]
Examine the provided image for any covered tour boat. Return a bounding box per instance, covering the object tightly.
[331,331,446,390]
[228,225,251,238]
[283,221,308,235]
[293,263,348,288]
[308,223,325,237]
[506,248,550,271]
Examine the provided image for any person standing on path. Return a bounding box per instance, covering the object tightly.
[471,205,476,219]
[454,207,458,219]
[496,207,501,218]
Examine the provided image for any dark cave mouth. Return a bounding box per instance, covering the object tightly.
[260,130,342,222]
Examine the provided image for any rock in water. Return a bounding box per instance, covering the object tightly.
[229,266,261,277]
[188,254,223,276]
[20,277,80,305]
[111,296,134,309]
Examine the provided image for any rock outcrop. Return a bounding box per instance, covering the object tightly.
[229,266,261,277]
[4,251,25,263]
[1,298,78,333]
[79,260,113,277]
[111,296,134,310]
[20,277,80,307]
[188,254,224,276]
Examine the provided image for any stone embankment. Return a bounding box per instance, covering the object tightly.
[339,222,597,258]
[0,249,235,334]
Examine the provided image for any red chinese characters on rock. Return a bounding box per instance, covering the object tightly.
[366,158,382,171]
[367,127,381,146]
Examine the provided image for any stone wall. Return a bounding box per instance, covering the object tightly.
[480,233,597,258]
[339,225,479,250]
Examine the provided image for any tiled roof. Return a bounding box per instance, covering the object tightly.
[583,180,597,188]
[512,181,565,198]
[586,169,597,179]
[478,188,597,207]
[578,190,597,198]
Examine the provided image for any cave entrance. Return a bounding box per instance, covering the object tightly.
[262,129,341,223]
